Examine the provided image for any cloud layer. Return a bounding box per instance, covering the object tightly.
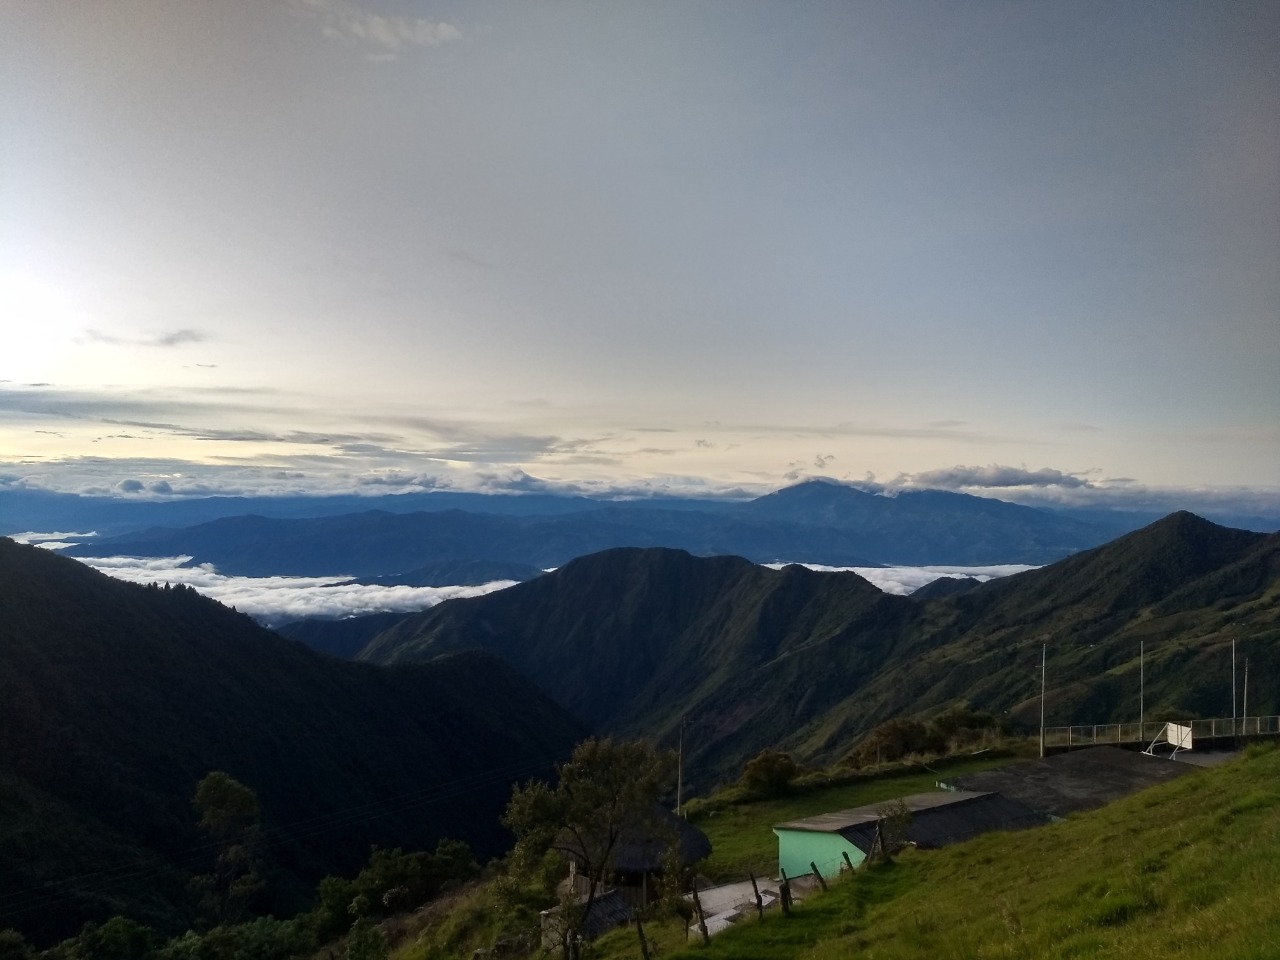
[61,548,1034,627]
[71,553,518,625]
[764,562,1038,596]
[291,0,460,55]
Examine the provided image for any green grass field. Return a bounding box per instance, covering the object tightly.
[606,744,1280,960]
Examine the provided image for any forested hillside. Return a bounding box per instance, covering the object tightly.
[0,538,585,944]
[365,514,1280,780]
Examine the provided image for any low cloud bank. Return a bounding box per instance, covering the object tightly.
[905,465,1090,489]
[56,547,1033,626]
[765,562,1037,595]
[70,554,518,625]
[8,531,99,546]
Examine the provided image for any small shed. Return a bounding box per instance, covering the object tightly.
[774,790,1047,879]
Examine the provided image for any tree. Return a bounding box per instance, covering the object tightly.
[65,917,155,960]
[741,749,799,796]
[871,798,913,863]
[502,738,675,959]
[0,930,31,960]
[189,772,265,926]
[344,897,388,960]
[852,718,940,767]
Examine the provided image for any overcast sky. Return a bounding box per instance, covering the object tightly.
[2,1,1277,511]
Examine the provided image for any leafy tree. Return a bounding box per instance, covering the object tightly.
[308,840,478,939]
[502,738,675,959]
[931,704,998,744]
[189,772,265,926]
[871,799,913,863]
[852,718,941,767]
[344,897,388,960]
[155,917,313,960]
[63,917,155,960]
[0,930,30,960]
[741,749,799,796]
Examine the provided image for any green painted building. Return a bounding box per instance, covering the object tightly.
[774,790,1046,879]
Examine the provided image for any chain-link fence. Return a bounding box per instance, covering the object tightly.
[1042,715,1280,747]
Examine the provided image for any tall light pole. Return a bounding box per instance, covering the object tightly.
[1039,642,1047,758]
[1232,636,1237,736]
[1243,657,1249,736]
[676,715,685,817]
[1140,640,1144,739]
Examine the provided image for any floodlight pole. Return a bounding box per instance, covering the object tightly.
[676,715,685,818]
[1039,642,1046,758]
[1243,658,1249,736]
[1232,636,1237,737]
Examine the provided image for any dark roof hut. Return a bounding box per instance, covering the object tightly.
[553,804,711,909]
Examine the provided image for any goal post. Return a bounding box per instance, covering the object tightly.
[1143,721,1192,758]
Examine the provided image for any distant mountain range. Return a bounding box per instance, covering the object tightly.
[51,480,1183,576]
[0,538,584,945]
[360,512,1280,784]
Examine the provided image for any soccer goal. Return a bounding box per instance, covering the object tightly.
[1143,721,1192,759]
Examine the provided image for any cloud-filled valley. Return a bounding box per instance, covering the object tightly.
[69,552,521,626]
[9,531,1034,625]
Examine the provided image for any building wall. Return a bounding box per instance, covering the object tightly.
[774,828,865,880]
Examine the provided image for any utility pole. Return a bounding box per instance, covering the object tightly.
[1039,642,1047,758]
[676,715,685,817]
[1140,640,1144,740]
[1243,658,1249,736]
[1232,636,1237,737]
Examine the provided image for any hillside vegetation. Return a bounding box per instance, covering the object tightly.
[365,513,1280,780]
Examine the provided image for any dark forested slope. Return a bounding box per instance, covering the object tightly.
[0,538,585,944]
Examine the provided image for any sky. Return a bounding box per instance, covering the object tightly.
[2,1,1278,514]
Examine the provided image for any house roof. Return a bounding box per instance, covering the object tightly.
[541,888,633,940]
[774,790,992,833]
[775,790,1048,854]
[839,792,1047,852]
[580,889,633,939]
[939,746,1194,820]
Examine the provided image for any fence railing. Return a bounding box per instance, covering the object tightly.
[1042,716,1280,748]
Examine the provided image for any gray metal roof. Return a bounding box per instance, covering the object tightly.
[839,791,1048,852]
[939,746,1194,820]
[774,790,993,833]
[581,889,633,939]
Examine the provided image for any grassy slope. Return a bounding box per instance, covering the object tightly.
[600,744,1280,960]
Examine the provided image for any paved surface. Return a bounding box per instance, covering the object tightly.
[939,746,1195,819]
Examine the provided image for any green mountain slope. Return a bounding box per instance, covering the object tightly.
[361,548,919,783]
[799,514,1280,755]
[363,515,1280,781]
[0,538,585,945]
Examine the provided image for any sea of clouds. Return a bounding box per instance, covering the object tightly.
[10,532,1035,624]
[763,561,1038,594]
[10,532,518,625]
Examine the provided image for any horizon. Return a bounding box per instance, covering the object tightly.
[3,2,1277,517]
[2,474,1279,528]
